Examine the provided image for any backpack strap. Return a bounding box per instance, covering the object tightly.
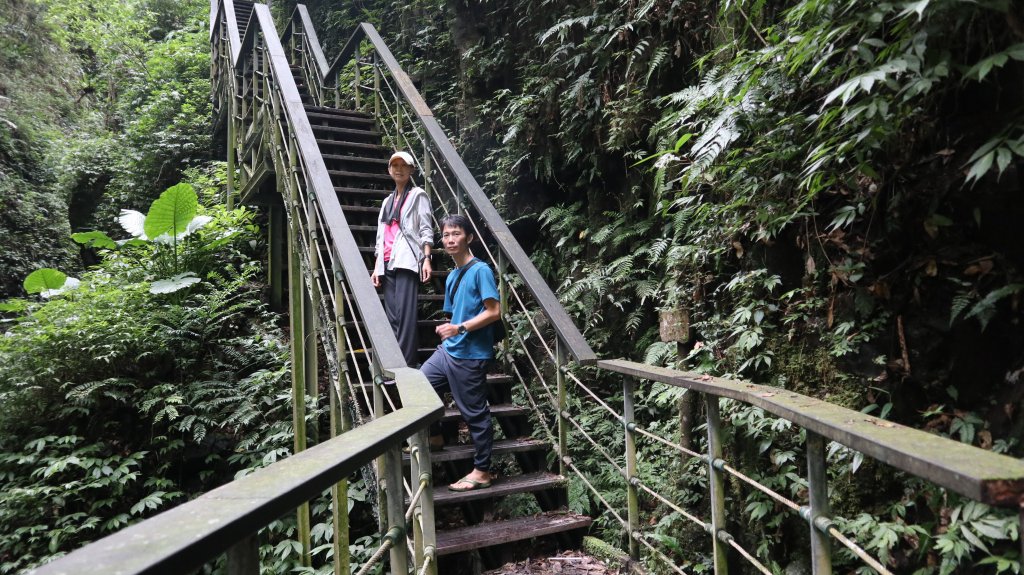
[447,258,480,305]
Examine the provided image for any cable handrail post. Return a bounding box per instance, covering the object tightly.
[374,51,381,122]
[286,183,313,568]
[385,444,409,574]
[423,142,433,199]
[706,394,729,575]
[556,338,568,477]
[225,532,259,575]
[497,250,508,355]
[331,275,352,575]
[623,376,640,561]
[806,431,833,575]
[354,45,362,110]
[409,430,438,575]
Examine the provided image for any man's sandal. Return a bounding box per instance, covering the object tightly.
[448,476,492,492]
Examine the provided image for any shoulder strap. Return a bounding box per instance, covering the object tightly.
[447,259,480,303]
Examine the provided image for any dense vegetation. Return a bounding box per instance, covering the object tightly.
[294,0,1024,572]
[1,0,1022,573]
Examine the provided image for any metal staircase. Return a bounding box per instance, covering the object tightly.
[26,2,1024,574]
[218,0,591,569]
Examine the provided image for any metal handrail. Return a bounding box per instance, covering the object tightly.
[600,359,1024,506]
[298,20,596,364]
[30,3,444,573]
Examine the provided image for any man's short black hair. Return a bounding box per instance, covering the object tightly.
[440,213,472,235]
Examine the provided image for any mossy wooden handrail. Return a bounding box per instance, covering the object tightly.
[28,375,439,575]
[600,358,1024,507]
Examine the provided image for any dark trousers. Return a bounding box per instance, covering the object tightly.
[421,346,493,472]
[382,267,419,367]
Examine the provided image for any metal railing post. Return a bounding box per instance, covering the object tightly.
[306,223,320,447]
[409,431,437,575]
[385,445,409,574]
[422,144,432,199]
[556,338,568,477]
[623,376,640,561]
[354,46,361,110]
[226,532,260,575]
[373,52,381,122]
[226,94,236,209]
[705,395,729,575]
[331,273,351,575]
[373,367,388,537]
[497,251,507,353]
[287,195,312,568]
[807,431,833,575]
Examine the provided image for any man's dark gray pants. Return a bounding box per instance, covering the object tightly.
[382,268,419,367]
[420,346,493,472]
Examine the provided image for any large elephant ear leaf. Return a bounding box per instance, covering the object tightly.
[24,268,67,294]
[72,230,117,250]
[144,183,198,240]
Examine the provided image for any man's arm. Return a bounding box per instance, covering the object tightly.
[436,298,500,340]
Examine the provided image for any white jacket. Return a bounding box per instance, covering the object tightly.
[373,185,433,275]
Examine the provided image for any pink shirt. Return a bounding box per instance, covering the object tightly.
[382,192,411,262]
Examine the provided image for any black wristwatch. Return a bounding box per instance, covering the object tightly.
[457,324,468,335]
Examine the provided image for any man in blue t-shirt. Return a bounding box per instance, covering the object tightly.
[420,213,500,492]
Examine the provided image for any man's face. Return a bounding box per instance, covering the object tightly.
[441,224,472,256]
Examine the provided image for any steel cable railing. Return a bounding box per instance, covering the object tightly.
[288,11,1024,575]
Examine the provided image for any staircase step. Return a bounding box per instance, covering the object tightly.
[335,186,389,198]
[303,104,373,119]
[422,438,548,463]
[442,403,528,422]
[435,512,592,556]
[340,204,381,214]
[322,153,388,167]
[311,125,382,140]
[306,112,376,127]
[328,170,393,183]
[316,139,388,154]
[430,472,566,507]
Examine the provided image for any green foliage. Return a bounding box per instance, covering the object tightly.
[0,182,292,571]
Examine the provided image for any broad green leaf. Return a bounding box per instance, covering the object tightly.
[150,272,201,294]
[24,268,67,294]
[966,53,1008,82]
[144,183,198,240]
[964,150,995,185]
[71,231,117,250]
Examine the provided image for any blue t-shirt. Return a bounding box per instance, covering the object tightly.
[443,259,500,360]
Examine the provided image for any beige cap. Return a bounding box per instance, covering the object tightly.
[389,151,415,167]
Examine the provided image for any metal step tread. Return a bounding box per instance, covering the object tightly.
[316,139,388,152]
[442,403,529,422]
[418,437,548,463]
[334,186,389,197]
[426,471,566,507]
[303,104,373,119]
[306,112,375,126]
[311,124,381,138]
[328,169,393,182]
[435,511,592,556]
[339,204,380,214]
[321,153,388,166]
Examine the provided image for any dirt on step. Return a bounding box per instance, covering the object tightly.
[483,550,624,575]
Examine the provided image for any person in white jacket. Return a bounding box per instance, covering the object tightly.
[371,151,433,367]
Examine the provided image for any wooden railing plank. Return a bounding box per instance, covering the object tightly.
[599,359,1024,506]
